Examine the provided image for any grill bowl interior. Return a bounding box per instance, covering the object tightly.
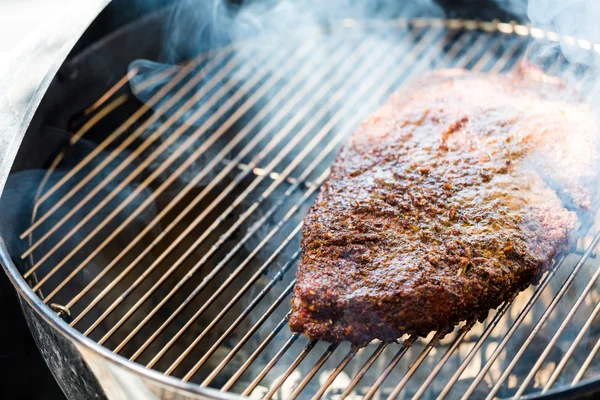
[3,17,600,399]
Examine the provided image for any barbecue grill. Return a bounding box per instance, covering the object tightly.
[2,0,600,399]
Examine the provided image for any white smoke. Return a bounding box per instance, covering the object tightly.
[527,0,600,85]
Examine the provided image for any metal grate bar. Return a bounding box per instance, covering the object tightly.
[89,33,395,345]
[437,255,569,399]
[148,251,299,368]
[448,30,498,68]
[74,94,130,147]
[66,43,327,328]
[470,33,509,72]
[543,298,600,391]
[160,26,430,373]
[310,348,359,400]
[25,43,240,217]
[288,344,339,400]
[573,335,600,385]
[362,336,418,400]
[158,222,299,374]
[222,159,314,188]
[242,334,302,396]
[21,47,236,248]
[69,34,371,329]
[28,92,129,273]
[200,279,297,387]
[27,44,293,288]
[114,35,381,357]
[221,314,292,392]
[436,299,515,400]
[340,342,388,400]
[262,340,318,400]
[411,321,476,400]
[61,35,346,314]
[461,233,600,400]
[484,234,600,399]
[171,223,304,376]
[385,332,446,400]
[23,52,241,279]
[84,68,139,116]
[27,151,72,294]
[169,23,450,386]
[177,276,296,379]
[488,38,526,73]
[509,261,600,397]
[152,188,313,361]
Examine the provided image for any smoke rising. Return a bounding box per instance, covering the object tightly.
[125,0,443,64]
[528,0,600,49]
[526,0,600,96]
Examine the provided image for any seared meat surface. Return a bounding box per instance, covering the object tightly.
[289,70,599,345]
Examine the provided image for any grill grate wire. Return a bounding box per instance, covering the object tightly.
[17,19,600,399]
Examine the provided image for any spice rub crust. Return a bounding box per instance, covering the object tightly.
[289,69,598,345]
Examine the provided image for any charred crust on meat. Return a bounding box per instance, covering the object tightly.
[289,69,598,346]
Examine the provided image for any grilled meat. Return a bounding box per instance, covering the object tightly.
[289,69,599,345]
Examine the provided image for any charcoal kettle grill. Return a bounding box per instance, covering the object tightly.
[2,0,600,399]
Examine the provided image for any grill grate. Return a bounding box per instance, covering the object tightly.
[17,18,600,399]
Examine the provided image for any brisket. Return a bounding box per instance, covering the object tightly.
[288,69,599,345]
